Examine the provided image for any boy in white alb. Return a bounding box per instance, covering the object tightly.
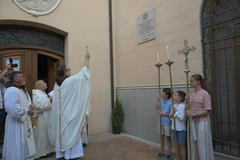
[169,91,187,160]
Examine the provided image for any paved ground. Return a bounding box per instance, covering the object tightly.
[1,132,240,160]
[38,135,173,160]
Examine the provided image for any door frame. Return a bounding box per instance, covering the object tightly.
[0,45,64,96]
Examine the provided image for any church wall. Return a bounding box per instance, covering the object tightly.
[0,0,112,135]
[115,0,203,142]
[115,0,203,86]
[117,84,192,143]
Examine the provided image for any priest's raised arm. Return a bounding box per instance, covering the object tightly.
[52,51,91,160]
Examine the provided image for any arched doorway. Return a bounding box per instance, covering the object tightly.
[0,25,65,96]
[201,0,240,157]
[0,47,64,96]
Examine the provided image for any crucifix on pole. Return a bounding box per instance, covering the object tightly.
[177,40,196,71]
[177,40,195,160]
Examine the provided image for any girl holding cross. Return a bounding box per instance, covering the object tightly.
[186,74,214,160]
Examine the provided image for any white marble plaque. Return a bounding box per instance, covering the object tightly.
[137,8,156,44]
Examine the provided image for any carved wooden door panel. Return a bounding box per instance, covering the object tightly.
[0,49,63,97]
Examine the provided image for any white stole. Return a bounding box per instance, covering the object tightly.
[15,87,36,156]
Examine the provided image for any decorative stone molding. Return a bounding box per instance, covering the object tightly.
[13,0,61,16]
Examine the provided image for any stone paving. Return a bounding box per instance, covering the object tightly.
[38,136,174,160]
[1,132,240,160]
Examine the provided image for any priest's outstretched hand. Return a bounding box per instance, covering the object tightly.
[85,52,90,59]
[84,52,90,68]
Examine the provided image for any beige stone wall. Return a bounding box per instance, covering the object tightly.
[0,0,112,135]
[115,0,204,86]
[0,0,205,136]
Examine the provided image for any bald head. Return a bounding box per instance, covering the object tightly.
[35,80,47,91]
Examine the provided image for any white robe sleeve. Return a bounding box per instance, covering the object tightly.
[4,87,28,122]
[174,103,186,121]
[33,93,51,112]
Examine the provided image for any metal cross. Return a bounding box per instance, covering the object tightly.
[177,40,196,70]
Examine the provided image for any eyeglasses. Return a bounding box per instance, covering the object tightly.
[16,75,25,78]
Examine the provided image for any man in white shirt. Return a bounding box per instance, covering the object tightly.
[0,64,11,158]
[0,65,11,130]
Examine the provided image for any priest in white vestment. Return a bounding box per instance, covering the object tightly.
[32,80,55,159]
[3,71,36,160]
[51,52,91,160]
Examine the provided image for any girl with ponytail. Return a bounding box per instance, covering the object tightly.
[186,74,214,160]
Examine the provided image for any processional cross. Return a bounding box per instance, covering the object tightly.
[177,40,196,71]
[177,40,196,160]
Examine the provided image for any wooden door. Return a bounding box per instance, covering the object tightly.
[0,49,64,97]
